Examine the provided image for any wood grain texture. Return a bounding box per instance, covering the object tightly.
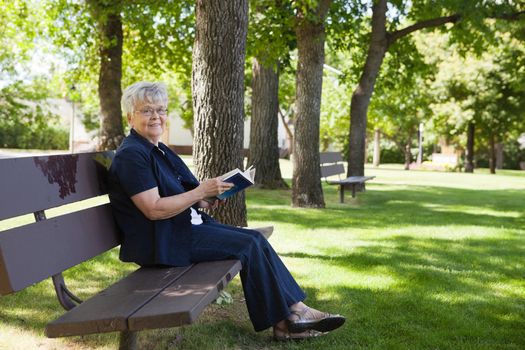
[128,260,241,331]
[46,266,191,337]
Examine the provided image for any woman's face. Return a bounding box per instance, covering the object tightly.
[128,101,168,144]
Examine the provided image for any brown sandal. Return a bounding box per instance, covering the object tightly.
[273,324,325,341]
[287,307,346,334]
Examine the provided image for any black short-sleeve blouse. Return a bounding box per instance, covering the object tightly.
[108,129,208,266]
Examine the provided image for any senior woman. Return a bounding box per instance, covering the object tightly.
[108,81,345,341]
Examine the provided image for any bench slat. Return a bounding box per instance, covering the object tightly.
[45,266,191,337]
[0,204,119,295]
[0,152,113,221]
[320,163,345,178]
[327,176,375,185]
[320,152,343,164]
[252,226,273,239]
[128,260,242,331]
[1,151,260,345]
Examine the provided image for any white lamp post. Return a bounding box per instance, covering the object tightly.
[416,122,424,165]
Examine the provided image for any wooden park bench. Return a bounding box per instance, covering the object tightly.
[0,151,272,350]
[320,152,375,203]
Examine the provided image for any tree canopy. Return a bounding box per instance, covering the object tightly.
[1,0,524,210]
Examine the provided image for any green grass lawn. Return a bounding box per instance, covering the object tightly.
[1,162,524,349]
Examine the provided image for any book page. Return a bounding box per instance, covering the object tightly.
[246,165,256,183]
[222,166,256,184]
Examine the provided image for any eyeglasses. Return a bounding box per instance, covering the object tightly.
[135,107,168,117]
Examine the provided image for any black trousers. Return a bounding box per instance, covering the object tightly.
[190,222,306,331]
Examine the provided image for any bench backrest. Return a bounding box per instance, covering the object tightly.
[0,151,119,295]
[320,152,345,178]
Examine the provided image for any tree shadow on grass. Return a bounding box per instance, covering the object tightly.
[295,233,522,273]
[153,280,524,349]
[289,284,525,349]
[276,234,525,349]
[248,184,525,231]
[2,182,524,349]
[1,232,524,349]
[179,225,523,349]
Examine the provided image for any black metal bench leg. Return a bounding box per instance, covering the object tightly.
[351,184,356,198]
[119,330,137,350]
[339,185,344,203]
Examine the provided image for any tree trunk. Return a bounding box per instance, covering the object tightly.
[88,0,125,151]
[292,0,331,208]
[495,142,504,169]
[465,121,475,173]
[373,128,380,167]
[247,58,287,189]
[489,132,496,174]
[404,141,412,170]
[347,0,387,177]
[416,123,423,165]
[346,1,459,177]
[192,0,248,226]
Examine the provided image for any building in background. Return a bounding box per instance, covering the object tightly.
[51,99,290,156]
[165,113,290,157]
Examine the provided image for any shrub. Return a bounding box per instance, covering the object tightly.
[0,84,68,150]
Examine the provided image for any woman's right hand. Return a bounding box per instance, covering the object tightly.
[197,177,235,199]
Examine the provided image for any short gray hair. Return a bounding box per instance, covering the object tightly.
[121,81,168,116]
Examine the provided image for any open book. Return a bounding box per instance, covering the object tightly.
[215,165,256,200]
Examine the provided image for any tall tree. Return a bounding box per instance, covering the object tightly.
[292,0,331,208]
[46,1,195,150]
[346,0,525,177]
[376,90,432,171]
[246,1,293,189]
[48,0,125,150]
[369,46,434,171]
[427,24,525,174]
[473,61,525,174]
[347,0,460,177]
[248,59,289,188]
[477,20,525,173]
[86,0,124,151]
[464,121,475,172]
[192,0,249,226]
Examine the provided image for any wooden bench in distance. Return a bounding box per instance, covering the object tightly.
[320,152,375,203]
[0,152,272,350]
